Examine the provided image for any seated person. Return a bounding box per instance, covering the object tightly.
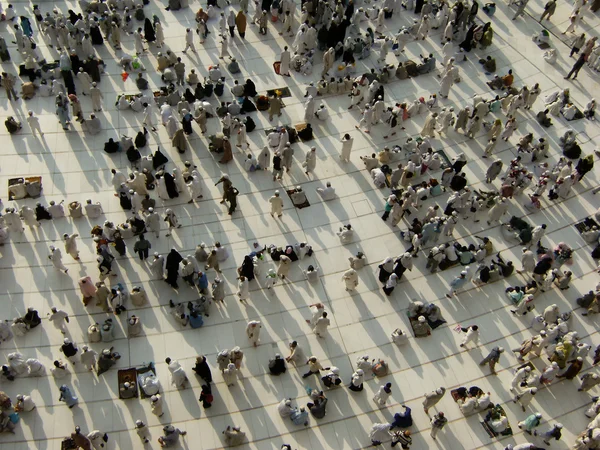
[228,58,240,74]
[120,380,137,399]
[458,396,477,414]
[244,79,257,97]
[584,99,596,119]
[486,75,504,90]
[228,100,241,116]
[371,168,386,188]
[336,224,354,243]
[85,114,102,135]
[231,80,245,98]
[502,70,514,88]
[543,48,557,63]
[5,116,22,134]
[116,94,131,110]
[316,182,336,200]
[476,391,492,410]
[390,405,413,428]
[268,354,287,375]
[417,53,435,74]
[189,310,204,328]
[104,138,121,153]
[484,406,508,434]
[532,29,550,45]
[208,64,222,81]
[412,315,431,337]
[187,69,200,85]
[361,153,380,171]
[482,2,496,14]
[314,104,329,120]
[480,56,496,73]
[161,67,176,83]
[290,187,307,206]
[391,328,409,345]
[307,392,327,419]
[241,96,256,113]
[244,154,258,172]
[136,73,149,90]
[138,371,160,396]
[562,103,583,121]
[537,109,552,127]
[297,123,313,141]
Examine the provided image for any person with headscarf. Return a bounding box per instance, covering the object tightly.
[165,249,183,288]
[348,369,364,391]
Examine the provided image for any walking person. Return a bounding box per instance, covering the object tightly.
[423,387,446,415]
[479,346,504,375]
[565,52,587,80]
[133,234,151,261]
[430,412,448,440]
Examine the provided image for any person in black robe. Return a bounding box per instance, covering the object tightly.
[164,172,179,198]
[144,18,156,43]
[69,51,82,75]
[104,138,120,153]
[192,355,213,383]
[261,0,273,14]
[393,257,409,279]
[68,10,79,24]
[241,96,256,113]
[85,57,101,83]
[90,22,104,45]
[23,307,42,328]
[135,129,148,148]
[165,249,183,288]
[182,112,193,134]
[62,69,76,95]
[194,83,205,100]
[35,203,52,220]
[415,0,424,13]
[345,2,355,20]
[298,123,313,141]
[183,88,195,104]
[153,148,169,170]
[244,79,257,97]
[127,146,142,165]
[119,191,132,210]
[459,24,477,52]
[239,255,256,281]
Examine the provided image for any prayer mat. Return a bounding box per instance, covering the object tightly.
[451,386,483,402]
[287,189,311,209]
[267,86,292,98]
[137,363,157,399]
[575,217,599,234]
[295,123,314,142]
[480,404,513,438]
[536,42,551,49]
[516,361,535,372]
[118,368,139,399]
[273,61,281,75]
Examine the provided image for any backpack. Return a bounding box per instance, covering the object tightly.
[372,359,388,377]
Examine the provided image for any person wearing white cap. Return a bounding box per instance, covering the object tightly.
[48,306,69,334]
[49,245,69,273]
[423,387,446,415]
[151,394,164,417]
[166,357,188,388]
[514,387,537,412]
[223,362,237,386]
[143,207,161,238]
[539,361,559,384]
[446,271,468,298]
[15,394,35,412]
[459,325,479,349]
[510,366,531,391]
[342,267,359,291]
[303,147,317,176]
[348,369,364,392]
[246,320,262,346]
[135,420,151,444]
[479,346,504,374]
[26,110,43,136]
[278,398,295,417]
[269,190,284,217]
[230,346,244,369]
[80,346,98,371]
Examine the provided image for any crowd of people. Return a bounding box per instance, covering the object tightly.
[0,0,599,447]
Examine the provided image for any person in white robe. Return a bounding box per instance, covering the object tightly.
[166,358,188,388]
[246,320,262,346]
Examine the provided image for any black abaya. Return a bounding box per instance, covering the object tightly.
[90,25,104,45]
[459,25,476,52]
[164,173,179,198]
[415,0,424,13]
[144,18,156,42]
[153,148,169,169]
[165,249,183,287]
[240,256,255,281]
[119,192,132,210]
